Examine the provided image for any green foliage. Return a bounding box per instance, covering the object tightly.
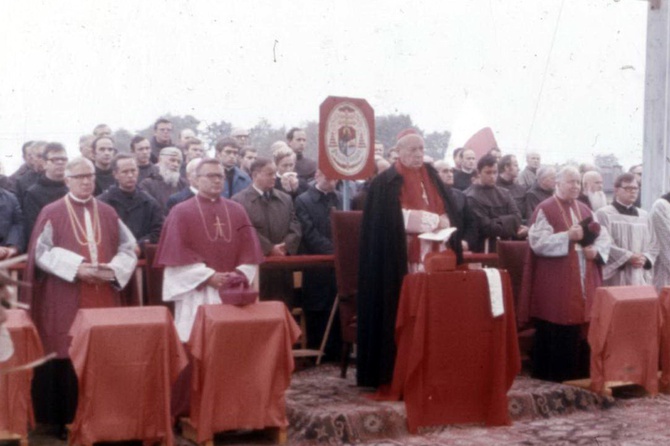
[129,112,450,162]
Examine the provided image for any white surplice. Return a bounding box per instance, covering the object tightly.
[595,204,658,286]
[529,207,611,296]
[162,263,257,342]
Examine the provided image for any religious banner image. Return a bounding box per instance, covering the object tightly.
[319,96,374,180]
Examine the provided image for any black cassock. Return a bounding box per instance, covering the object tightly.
[356,163,463,388]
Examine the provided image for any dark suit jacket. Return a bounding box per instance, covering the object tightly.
[232,185,301,256]
[166,187,195,213]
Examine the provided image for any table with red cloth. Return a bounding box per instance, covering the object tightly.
[387,270,520,433]
[0,310,43,437]
[188,301,301,444]
[68,306,188,446]
[588,286,659,395]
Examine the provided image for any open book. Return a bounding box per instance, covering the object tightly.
[418,227,457,243]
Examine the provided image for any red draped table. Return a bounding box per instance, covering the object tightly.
[0,310,43,438]
[588,286,659,395]
[388,270,520,432]
[68,306,187,446]
[187,301,301,444]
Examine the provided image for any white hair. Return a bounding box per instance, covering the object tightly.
[65,157,95,176]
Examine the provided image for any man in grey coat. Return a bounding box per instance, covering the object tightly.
[232,157,301,305]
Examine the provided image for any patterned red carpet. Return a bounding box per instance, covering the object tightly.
[29,364,670,445]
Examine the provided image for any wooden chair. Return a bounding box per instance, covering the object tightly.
[328,210,363,378]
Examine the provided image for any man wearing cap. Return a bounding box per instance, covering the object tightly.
[357,131,463,388]
[139,146,188,215]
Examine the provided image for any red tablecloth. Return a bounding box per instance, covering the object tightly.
[588,286,659,395]
[68,306,188,446]
[659,287,670,389]
[389,270,520,432]
[0,310,43,436]
[188,301,301,443]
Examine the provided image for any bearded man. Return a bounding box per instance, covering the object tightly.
[579,170,607,211]
[139,146,188,215]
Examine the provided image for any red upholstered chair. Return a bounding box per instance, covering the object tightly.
[331,210,363,378]
[496,240,533,360]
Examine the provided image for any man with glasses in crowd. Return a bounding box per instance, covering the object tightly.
[150,117,174,163]
[596,173,658,286]
[23,142,69,239]
[25,157,137,438]
[215,137,251,198]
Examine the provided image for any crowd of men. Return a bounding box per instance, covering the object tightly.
[2,116,668,435]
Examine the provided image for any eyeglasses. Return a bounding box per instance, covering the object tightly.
[67,173,95,180]
[223,149,239,155]
[198,173,224,180]
[47,156,68,163]
[620,186,640,192]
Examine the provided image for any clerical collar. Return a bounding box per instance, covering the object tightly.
[197,193,220,203]
[189,186,198,195]
[461,168,474,174]
[68,192,93,204]
[613,199,638,216]
[553,194,574,205]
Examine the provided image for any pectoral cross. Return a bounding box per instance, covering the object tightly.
[420,181,429,205]
[214,216,226,238]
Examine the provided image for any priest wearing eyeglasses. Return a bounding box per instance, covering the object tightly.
[155,158,263,342]
[23,156,138,435]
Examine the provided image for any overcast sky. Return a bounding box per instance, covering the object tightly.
[0,0,648,173]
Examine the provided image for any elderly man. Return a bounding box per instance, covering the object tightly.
[519,166,610,383]
[215,137,251,198]
[496,154,527,221]
[98,154,163,253]
[23,143,69,239]
[525,166,556,218]
[519,151,541,189]
[140,146,188,214]
[92,136,117,195]
[579,170,607,211]
[25,157,137,433]
[595,173,658,286]
[130,135,159,183]
[287,127,316,182]
[453,148,477,191]
[233,157,301,304]
[357,132,462,388]
[167,157,201,212]
[149,117,174,163]
[466,155,526,253]
[155,158,263,342]
[231,127,249,147]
